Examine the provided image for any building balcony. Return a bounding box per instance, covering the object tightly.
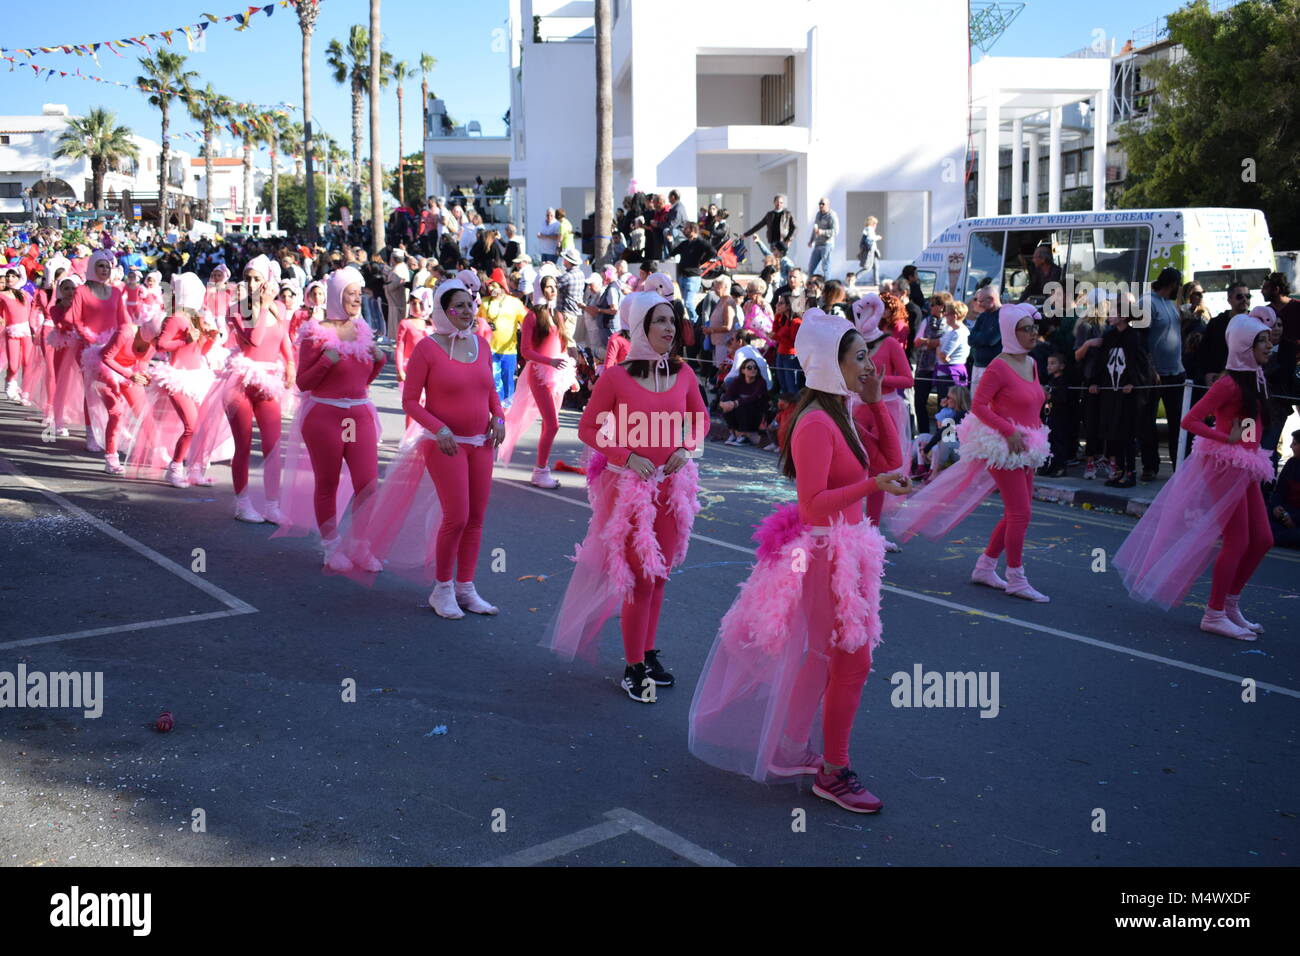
[693,124,809,156]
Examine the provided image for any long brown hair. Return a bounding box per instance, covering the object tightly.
[780,328,867,479]
[531,303,568,351]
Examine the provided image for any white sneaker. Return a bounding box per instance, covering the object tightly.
[1200,608,1255,641]
[187,466,214,487]
[262,500,284,525]
[762,442,779,452]
[5,380,18,401]
[233,494,265,523]
[530,467,559,489]
[56,427,70,438]
[351,545,383,573]
[18,393,31,407]
[428,581,465,619]
[1224,595,1263,634]
[103,453,124,475]
[455,582,498,615]
[883,538,901,553]
[322,535,354,572]
[971,554,1007,590]
[1005,566,1050,602]
[165,462,189,488]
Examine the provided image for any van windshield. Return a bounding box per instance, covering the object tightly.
[1194,268,1269,294]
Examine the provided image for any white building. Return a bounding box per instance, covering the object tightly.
[0,104,197,222]
[427,0,970,273]
[189,147,271,228]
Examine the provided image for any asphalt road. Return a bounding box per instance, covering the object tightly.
[1,370,1296,867]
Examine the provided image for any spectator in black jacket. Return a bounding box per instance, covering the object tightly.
[1269,430,1300,548]
[743,194,797,258]
[670,222,714,327]
[1199,281,1250,385]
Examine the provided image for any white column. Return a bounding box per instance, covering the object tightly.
[1048,105,1062,213]
[1026,131,1040,213]
[980,91,1001,217]
[1010,117,1024,215]
[1091,86,1110,211]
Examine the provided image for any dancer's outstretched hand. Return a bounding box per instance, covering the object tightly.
[1005,431,1028,455]
[875,472,912,496]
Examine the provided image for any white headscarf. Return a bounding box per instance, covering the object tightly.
[794,307,854,397]
[429,279,475,340]
[621,290,673,388]
[1226,311,1271,393]
[171,272,206,313]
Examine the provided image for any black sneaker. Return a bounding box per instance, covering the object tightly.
[620,662,657,703]
[643,649,675,687]
[1139,470,1158,483]
[1115,473,1137,488]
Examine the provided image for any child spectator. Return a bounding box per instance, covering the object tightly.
[1039,351,1075,477]
[912,385,970,481]
[1088,303,1156,488]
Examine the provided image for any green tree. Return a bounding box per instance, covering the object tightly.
[136,51,198,216]
[187,84,233,223]
[389,151,425,207]
[326,24,391,220]
[419,52,437,136]
[262,173,327,235]
[390,59,415,209]
[1118,0,1300,246]
[53,107,139,208]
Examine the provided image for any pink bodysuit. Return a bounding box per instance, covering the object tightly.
[973,358,1045,568]
[223,306,293,496]
[98,323,154,455]
[1,292,34,391]
[67,285,130,344]
[577,363,707,662]
[296,322,387,536]
[864,335,913,525]
[402,335,504,582]
[519,310,567,466]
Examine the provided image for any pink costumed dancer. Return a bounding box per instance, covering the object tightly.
[886,303,1052,602]
[28,271,80,433]
[1114,313,1275,641]
[273,267,387,572]
[124,273,225,487]
[852,293,913,546]
[1,264,36,405]
[96,319,155,475]
[689,310,911,813]
[188,255,294,524]
[545,290,708,701]
[497,267,577,488]
[63,249,130,453]
[362,279,505,615]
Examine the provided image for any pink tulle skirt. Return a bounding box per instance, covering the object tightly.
[1114,437,1274,609]
[49,337,87,431]
[544,453,701,664]
[21,333,56,417]
[886,415,1049,542]
[76,332,115,448]
[269,393,380,539]
[124,364,232,478]
[496,360,575,466]
[186,361,282,476]
[689,504,886,783]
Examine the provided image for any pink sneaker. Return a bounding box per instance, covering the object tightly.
[770,744,823,777]
[813,767,883,813]
[971,554,1006,590]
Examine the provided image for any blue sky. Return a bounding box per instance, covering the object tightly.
[2,0,1189,168]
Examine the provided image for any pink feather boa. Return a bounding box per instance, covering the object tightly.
[226,354,287,400]
[299,317,375,362]
[578,458,701,599]
[956,415,1050,470]
[722,504,886,655]
[1191,435,1274,482]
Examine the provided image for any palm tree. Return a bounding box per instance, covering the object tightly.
[419,52,437,138]
[284,120,307,180]
[594,0,613,264]
[52,108,138,208]
[229,105,260,233]
[326,25,391,219]
[296,0,321,239]
[390,59,415,210]
[368,0,384,256]
[187,84,233,224]
[136,51,198,224]
[266,113,296,232]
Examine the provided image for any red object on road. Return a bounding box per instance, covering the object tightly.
[553,460,584,474]
[155,712,174,733]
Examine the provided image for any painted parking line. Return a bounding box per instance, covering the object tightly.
[479,808,735,867]
[0,456,258,650]
[491,472,1300,700]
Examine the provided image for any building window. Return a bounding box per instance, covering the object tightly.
[0,182,22,198]
[760,56,795,126]
[0,135,10,145]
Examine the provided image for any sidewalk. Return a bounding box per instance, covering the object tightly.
[1031,465,1168,519]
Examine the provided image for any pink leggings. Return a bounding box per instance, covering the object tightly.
[984,466,1035,567]
[620,484,683,663]
[1209,482,1272,610]
[5,335,31,385]
[785,548,873,768]
[423,441,494,582]
[302,402,379,539]
[168,392,199,465]
[225,388,282,497]
[528,367,560,467]
[100,379,145,455]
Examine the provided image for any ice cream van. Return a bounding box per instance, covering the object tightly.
[910,208,1275,316]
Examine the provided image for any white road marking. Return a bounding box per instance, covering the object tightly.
[491,474,1300,700]
[479,809,735,867]
[0,457,258,648]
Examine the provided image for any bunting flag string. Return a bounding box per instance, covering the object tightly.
[0,0,318,60]
[0,52,298,119]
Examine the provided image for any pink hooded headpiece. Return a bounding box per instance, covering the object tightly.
[326,267,365,322]
[795,307,854,397]
[999,303,1038,356]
